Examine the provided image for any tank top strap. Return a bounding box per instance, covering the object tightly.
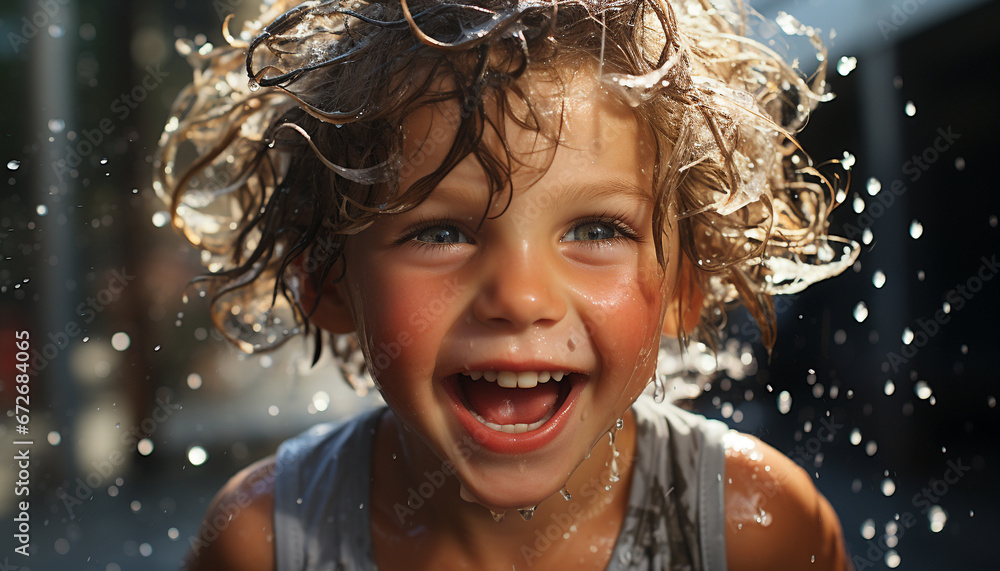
[274,407,384,571]
[608,397,730,571]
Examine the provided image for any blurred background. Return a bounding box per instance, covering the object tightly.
[1,0,997,569]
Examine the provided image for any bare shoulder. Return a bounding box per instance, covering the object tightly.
[723,433,850,571]
[185,456,278,571]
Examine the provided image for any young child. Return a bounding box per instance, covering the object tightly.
[155,0,857,569]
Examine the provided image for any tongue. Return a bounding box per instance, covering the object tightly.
[461,378,561,425]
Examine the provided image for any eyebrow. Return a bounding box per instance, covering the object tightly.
[558,178,653,206]
[428,175,653,210]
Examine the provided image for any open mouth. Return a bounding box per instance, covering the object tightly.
[446,370,588,453]
[450,370,581,438]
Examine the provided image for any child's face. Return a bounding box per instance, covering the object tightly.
[332,71,681,510]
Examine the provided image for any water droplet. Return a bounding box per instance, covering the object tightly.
[778,391,792,414]
[152,211,170,228]
[904,101,917,116]
[955,157,966,171]
[137,438,154,456]
[754,508,773,526]
[248,78,260,91]
[36,204,48,216]
[852,195,865,213]
[909,220,924,239]
[490,510,506,523]
[268,405,280,416]
[652,374,665,403]
[849,428,862,445]
[187,373,202,390]
[862,227,874,245]
[517,506,536,521]
[560,488,572,501]
[111,332,131,351]
[928,505,947,533]
[885,550,901,568]
[902,328,914,345]
[884,380,895,395]
[836,55,857,76]
[853,301,869,323]
[48,119,65,133]
[7,160,20,171]
[187,446,208,466]
[860,518,876,539]
[841,151,856,170]
[988,396,996,408]
[881,478,896,496]
[866,177,882,196]
[866,441,878,456]
[914,380,932,400]
[873,270,886,289]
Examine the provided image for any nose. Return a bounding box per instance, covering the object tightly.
[471,241,567,329]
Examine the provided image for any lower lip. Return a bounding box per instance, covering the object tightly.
[443,375,585,455]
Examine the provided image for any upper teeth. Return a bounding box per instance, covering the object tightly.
[464,370,567,389]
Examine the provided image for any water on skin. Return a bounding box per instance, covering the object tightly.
[607,419,623,484]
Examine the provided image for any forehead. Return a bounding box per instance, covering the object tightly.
[398,67,656,198]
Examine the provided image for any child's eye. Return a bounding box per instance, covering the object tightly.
[562,219,638,243]
[411,224,471,244]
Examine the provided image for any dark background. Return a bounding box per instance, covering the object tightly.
[1,0,997,569]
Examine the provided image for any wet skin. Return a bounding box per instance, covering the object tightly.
[186,70,850,571]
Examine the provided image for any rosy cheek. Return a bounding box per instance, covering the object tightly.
[574,262,665,370]
[349,265,455,382]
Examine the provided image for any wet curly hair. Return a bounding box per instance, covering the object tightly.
[154,0,858,386]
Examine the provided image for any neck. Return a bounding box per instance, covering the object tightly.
[371,408,639,567]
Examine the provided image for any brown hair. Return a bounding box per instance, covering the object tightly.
[154,0,857,380]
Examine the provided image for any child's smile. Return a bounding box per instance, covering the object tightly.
[332,71,681,512]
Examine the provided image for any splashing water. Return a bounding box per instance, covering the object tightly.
[836,56,857,76]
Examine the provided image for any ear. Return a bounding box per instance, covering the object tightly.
[295,255,357,335]
[661,256,704,338]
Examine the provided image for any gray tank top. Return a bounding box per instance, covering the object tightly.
[274,397,730,571]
